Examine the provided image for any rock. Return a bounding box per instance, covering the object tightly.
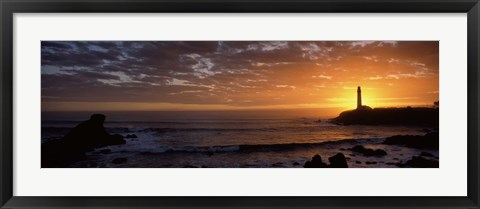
[304,154,328,168]
[125,134,137,138]
[328,153,348,168]
[305,153,348,168]
[355,161,362,164]
[420,152,435,157]
[105,134,126,146]
[383,132,439,149]
[272,162,284,167]
[422,128,432,133]
[397,156,439,168]
[365,161,377,164]
[293,162,300,166]
[351,145,387,157]
[111,157,127,164]
[63,114,125,149]
[100,149,111,154]
[87,162,98,168]
[41,114,126,168]
[41,139,86,168]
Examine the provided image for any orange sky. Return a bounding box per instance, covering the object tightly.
[41,41,439,116]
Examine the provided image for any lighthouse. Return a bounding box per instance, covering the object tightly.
[357,86,362,109]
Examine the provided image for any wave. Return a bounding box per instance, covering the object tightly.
[42,118,297,124]
[42,126,326,134]
[127,138,381,155]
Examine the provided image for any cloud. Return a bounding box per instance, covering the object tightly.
[312,75,332,80]
[368,76,383,80]
[252,41,289,52]
[363,56,379,62]
[165,78,215,89]
[41,41,438,107]
[275,85,297,89]
[349,41,398,48]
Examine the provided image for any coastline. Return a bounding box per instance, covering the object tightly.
[41,114,439,168]
[67,136,438,168]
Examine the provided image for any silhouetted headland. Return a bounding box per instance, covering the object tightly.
[41,114,126,168]
[332,107,439,127]
[332,86,439,127]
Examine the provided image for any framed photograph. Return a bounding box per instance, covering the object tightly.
[1,0,479,208]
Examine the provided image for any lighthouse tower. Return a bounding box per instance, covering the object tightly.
[357,86,362,109]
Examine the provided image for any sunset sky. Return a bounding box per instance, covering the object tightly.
[41,41,438,116]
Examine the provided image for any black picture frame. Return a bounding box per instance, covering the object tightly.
[1,0,479,208]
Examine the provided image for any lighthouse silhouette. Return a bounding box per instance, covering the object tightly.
[357,86,362,109]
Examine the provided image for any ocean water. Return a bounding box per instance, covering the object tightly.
[41,111,435,168]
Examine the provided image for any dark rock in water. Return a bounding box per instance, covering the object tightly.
[182,165,198,168]
[88,162,98,168]
[365,161,377,164]
[331,107,439,127]
[422,128,432,133]
[41,114,126,168]
[125,134,138,138]
[420,152,435,157]
[304,154,328,168]
[293,162,300,166]
[383,132,438,149]
[305,153,348,168]
[328,153,348,168]
[351,145,387,157]
[41,139,86,168]
[386,162,396,165]
[111,158,127,164]
[397,156,439,168]
[100,149,111,154]
[355,161,362,164]
[62,114,126,149]
[272,162,284,167]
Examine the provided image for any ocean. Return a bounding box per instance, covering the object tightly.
[41,111,434,168]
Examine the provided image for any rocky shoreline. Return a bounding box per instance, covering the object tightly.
[303,132,439,168]
[41,114,439,168]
